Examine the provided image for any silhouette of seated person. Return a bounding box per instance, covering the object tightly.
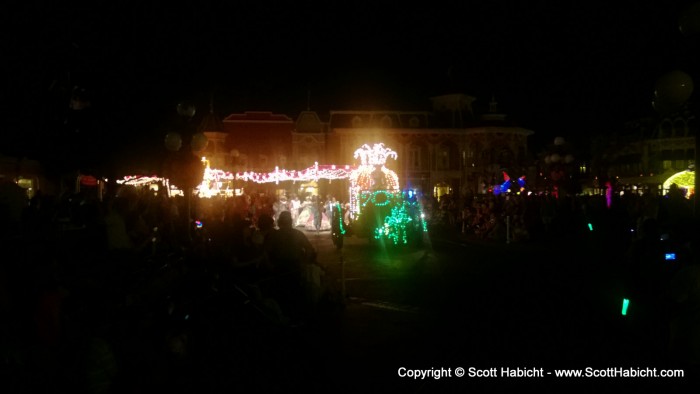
[264,211,317,322]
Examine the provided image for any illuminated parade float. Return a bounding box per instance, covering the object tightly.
[347,144,426,245]
[116,143,428,245]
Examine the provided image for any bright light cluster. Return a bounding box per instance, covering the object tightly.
[354,143,397,166]
[493,172,526,195]
[349,166,400,192]
[196,163,356,197]
[118,163,356,197]
[203,163,355,185]
[349,167,400,215]
[662,169,695,198]
[117,175,165,186]
[349,143,400,215]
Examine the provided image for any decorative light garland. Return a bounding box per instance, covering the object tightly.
[116,175,166,186]
[206,164,355,184]
[118,164,356,192]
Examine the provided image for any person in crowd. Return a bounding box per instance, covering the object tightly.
[264,211,318,323]
[313,195,323,233]
[295,195,313,227]
[227,210,257,264]
[343,202,352,228]
[273,195,289,226]
[249,212,275,272]
[540,194,556,236]
[511,214,529,242]
[325,195,336,227]
[103,196,135,253]
[290,194,301,225]
[484,212,506,241]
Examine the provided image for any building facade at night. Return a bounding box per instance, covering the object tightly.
[202,111,294,172]
[589,107,697,197]
[198,94,535,200]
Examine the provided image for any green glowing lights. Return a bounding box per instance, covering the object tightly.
[621,298,630,316]
[374,202,413,245]
[362,190,395,207]
[588,223,593,231]
[371,191,391,206]
[335,202,346,235]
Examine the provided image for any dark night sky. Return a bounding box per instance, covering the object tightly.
[3,1,700,172]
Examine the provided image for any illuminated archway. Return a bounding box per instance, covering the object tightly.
[662,170,695,198]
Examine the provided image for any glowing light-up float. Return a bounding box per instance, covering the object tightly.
[347,143,427,245]
[116,142,428,245]
[348,143,400,215]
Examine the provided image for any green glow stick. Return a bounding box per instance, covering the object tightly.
[588,223,593,231]
[621,298,630,316]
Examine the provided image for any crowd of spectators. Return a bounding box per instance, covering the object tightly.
[0,181,343,392]
[1,178,698,390]
[423,186,699,370]
[424,187,696,246]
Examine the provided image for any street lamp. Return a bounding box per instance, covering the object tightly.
[162,103,209,242]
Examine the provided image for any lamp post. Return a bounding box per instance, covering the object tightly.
[162,102,208,242]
